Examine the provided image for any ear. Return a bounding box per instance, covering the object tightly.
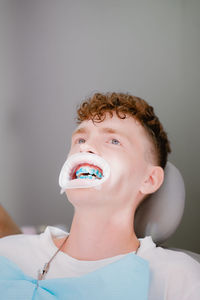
[140,166,164,195]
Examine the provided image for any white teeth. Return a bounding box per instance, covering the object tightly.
[59,153,110,193]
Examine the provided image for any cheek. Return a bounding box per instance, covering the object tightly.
[112,157,127,175]
[106,156,132,186]
[68,144,76,155]
[107,154,146,187]
[67,144,80,157]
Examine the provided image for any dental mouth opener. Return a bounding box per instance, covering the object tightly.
[59,153,110,193]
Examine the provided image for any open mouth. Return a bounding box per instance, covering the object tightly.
[71,163,103,180]
[59,153,110,193]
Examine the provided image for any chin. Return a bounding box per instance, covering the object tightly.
[65,187,103,207]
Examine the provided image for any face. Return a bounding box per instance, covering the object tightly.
[66,113,154,212]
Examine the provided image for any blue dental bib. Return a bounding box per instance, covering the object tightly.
[0,253,150,300]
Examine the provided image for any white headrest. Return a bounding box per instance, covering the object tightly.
[134,162,185,244]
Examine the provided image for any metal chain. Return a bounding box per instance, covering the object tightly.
[37,236,68,282]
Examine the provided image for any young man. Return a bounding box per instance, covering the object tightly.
[0,93,199,299]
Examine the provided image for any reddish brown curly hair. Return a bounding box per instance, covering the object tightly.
[76,92,171,168]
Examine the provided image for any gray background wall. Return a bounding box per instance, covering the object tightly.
[0,0,199,253]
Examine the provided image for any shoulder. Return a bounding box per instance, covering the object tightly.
[0,226,69,262]
[154,248,200,299]
[153,246,200,276]
[138,237,200,299]
[0,226,67,278]
[0,232,40,259]
[139,236,200,277]
[138,236,200,272]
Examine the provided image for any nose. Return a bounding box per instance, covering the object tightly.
[79,141,98,155]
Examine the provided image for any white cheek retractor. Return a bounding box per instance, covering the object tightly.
[59,153,110,194]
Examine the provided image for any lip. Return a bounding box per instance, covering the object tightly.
[59,153,110,193]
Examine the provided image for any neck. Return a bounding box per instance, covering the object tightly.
[58,208,139,261]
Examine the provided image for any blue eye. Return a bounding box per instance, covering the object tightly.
[111,139,120,145]
[78,138,86,144]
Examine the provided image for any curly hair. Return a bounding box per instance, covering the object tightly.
[76,92,171,168]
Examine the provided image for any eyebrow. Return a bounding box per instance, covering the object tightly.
[72,126,130,141]
[72,127,88,138]
[101,128,131,142]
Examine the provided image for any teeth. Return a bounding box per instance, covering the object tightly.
[59,153,110,193]
[75,166,103,179]
[79,175,97,180]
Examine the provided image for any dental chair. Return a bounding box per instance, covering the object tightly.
[134,162,200,263]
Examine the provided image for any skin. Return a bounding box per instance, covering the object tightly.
[54,113,164,260]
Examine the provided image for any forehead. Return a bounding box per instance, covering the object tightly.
[72,113,149,144]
